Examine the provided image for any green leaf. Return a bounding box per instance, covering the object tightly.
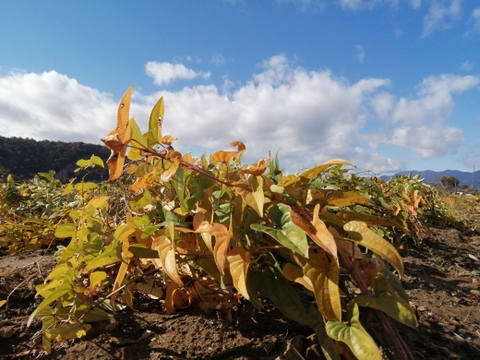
[250,266,310,326]
[326,302,382,360]
[55,224,76,239]
[147,96,164,146]
[251,204,308,257]
[354,272,418,329]
[129,117,149,150]
[128,244,160,258]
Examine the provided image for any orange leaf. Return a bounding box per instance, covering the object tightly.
[152,233,184,286]
[210,141,246,164]
[195,222,231,276]
[101,85,133,181]
[240,152,271,176]
[227,247,251,300]
[290,204,338,257]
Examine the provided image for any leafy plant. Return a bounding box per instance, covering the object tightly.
[29,86,418,359]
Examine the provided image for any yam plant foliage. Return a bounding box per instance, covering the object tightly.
[22,86,424,359]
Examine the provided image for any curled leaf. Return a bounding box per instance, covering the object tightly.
[161,135,178,146]
[101,85,133,181]
[210,141,246,164]
[240,152,271,176]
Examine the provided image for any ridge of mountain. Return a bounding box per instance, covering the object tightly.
[381,169,480,189]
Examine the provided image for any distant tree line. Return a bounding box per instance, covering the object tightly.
[0,136,110,182]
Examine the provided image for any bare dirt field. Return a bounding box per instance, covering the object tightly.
[1,227,479,360]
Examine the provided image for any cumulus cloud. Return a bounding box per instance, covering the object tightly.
[380,74,479,157]
[1,56,477,174]
[145,62,210,86]
[422,0,462,37]
[0,71,115,144]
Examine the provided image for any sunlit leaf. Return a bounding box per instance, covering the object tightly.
[234,175,264,217]
[339,211,407,232]
[210,141,246,163]
[54,224,76,239]
[326,302,382,360]
[101,85,133,181]
[290,204,337,257]
[295,249,341,321]
[240,152,270,176]
[307,189,371,208]
[147,96,164,146]
[89,271,107,291]
[344,221,404,278]
[227,247,250,300]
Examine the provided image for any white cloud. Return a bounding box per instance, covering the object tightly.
[422,0,462,37]
[0,71,115,144]
[145,62,210,86]
[382,74,479,157]
[1,57,477,174]
[355,44,366,62]
[472,7,480,31]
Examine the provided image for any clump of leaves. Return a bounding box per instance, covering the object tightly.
[310,167,449,246]
[30,86,417,359]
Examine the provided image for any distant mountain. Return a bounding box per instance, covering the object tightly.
[381,169,480,189]
[0,136,110,182]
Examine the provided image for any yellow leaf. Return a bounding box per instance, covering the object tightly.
[282,263,314,292]
[307,189,372,207]
[227,247,251,300]
[195,222,231,276]
[152,232,184,287]
[101,85,134,181]
[290,205,337,257]
[344,221,404,278]
[89,271,107,291]
[299,159,355,181]
[161,135,178,145]
[111,261,129,309]
[299,249,341,321]
[234,175,264,217]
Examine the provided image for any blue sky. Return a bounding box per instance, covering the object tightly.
[1,0,479,175]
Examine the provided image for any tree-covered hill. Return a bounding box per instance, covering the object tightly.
[0,136,110,182]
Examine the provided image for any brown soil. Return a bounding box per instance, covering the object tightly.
[1,227,479,360]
